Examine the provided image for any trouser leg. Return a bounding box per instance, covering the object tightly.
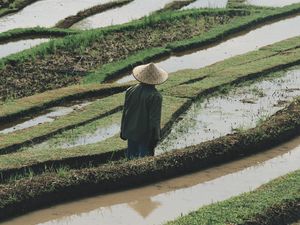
[138,142,154,157]
[126,139,139,159]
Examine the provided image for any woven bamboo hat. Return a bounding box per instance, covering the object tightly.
[133,63,168,85]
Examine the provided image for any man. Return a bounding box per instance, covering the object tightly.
[120,63,168,159]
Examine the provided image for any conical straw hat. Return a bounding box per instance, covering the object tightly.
[133,63,168,85]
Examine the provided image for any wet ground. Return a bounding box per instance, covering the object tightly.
[156,68,300,152]
[0,0,110,33]
[71,0,173,30]
[246,0,300,7]
[3,15,300,146]
[28,112,121,150]
[183,0,228,9]
[0,38,50,59]
[116,14,300,83]
[3,134,300,225]
[0,102,91,134]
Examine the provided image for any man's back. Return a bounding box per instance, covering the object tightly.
[121,83,162,146]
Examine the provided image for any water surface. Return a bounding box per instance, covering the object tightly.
[3,135,300,225]
[0,38,49,59]
[246,0,300,7]
[72,0,173,30]
[0,0,110,33]
[182,0,228,9]
[116,15,300,83]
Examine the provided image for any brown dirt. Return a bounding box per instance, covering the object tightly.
[0,13,236,100]
[0,97,300,220]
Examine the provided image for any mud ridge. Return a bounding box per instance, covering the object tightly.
[55,0,133,29]
[1,93,300,220]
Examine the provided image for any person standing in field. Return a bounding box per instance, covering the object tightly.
[120,63,168,159]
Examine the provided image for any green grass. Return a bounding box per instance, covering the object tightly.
[0,82,130,120]
[162,36,300,98]
[0,27,80,43]
[166,170,300,225]
[0,93,124,153]
[83,47,171,83]
[1,3,300,100]
[0,95,189,171]
[1,35,300,158]
[0,8,244,100]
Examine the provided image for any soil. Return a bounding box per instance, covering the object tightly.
[0,13,237,100]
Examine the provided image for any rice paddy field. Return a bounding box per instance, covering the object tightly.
[0,0,300,224]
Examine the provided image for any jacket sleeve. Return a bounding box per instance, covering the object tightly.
[149,93,162,143]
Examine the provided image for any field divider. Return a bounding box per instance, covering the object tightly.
[55,0,134,29]
[1,5,300,119]
[0,94,125,155]
[1,95,300,220]
[166,170,300,225]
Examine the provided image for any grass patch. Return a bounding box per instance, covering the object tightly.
[1,96,300,219]
[0,27,80,44]
[0,93,124,154]
[0,8,248,100]
[0,82,131,123]
[0,95,189,180]
[167,170,300,225]
[0,35,300,158]
[1,2,300,100]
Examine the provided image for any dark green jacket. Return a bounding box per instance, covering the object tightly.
[121,83,162,146]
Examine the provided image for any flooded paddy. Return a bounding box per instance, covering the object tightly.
[156,68,300,153]
[182,0,228,9]
[3,134,300,225]
[0,38,50,59]
[246,0,300,7]
[71,0,173,30]
[0,102,91,134]
[0,0,110,33]
[28,112,121,150]
[116,14,300,83]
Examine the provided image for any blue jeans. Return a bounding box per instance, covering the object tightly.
[126,139,153,159]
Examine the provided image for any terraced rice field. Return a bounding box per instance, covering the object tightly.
[0,0,300,224]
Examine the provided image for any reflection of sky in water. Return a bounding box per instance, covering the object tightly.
[157,69,300,152]
[0,0,110,32]
[60,123,120,148]
[72,0,173,29]
[183,0,228,9]
[37,147,300,225]
[117,15,300,84]
[0,38,49,59]
[246,0,300,7]
[0,103,90,134]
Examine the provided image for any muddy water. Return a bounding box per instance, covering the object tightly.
[0,0,111,33]
[0,38,50,59]
[156,68,300,153]
[71,0,173,30]
[182,0,228,9]
[116,15,300,84]
[32,122,120,150]
[246,0,300,7]
[0,102,91,134]
[59,123,120,149]
[3,135,300,225]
